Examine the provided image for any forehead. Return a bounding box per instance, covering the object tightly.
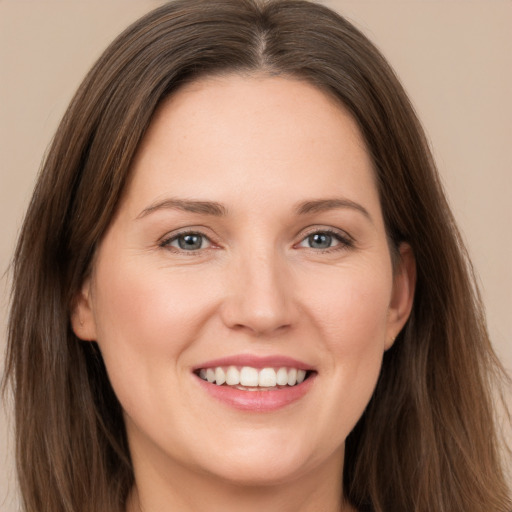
[123,73,379,218]
[139,73,368,160]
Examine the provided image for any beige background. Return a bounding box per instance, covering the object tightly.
[1,1,511,509]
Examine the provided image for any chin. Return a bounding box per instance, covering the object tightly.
[202,456,310,487]
[189,432,332,488]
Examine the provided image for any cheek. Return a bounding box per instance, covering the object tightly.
[304,261,392,350]
[301,263,392,428]
[89,257,220,413]
[92,259,216,351]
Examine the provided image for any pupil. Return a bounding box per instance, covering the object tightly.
[178,234,202,250]
[310,233,331,249]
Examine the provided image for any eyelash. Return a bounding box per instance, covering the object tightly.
[159,228,354,254]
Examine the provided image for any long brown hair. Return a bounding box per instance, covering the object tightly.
[4,1,510,511]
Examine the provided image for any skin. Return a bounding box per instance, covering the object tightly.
[73,75,415,512]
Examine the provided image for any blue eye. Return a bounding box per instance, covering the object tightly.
[298,230,351,250]
[307,233,335,249]
[165,232,211,251]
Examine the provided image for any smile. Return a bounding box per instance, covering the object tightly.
[196,366,309,388]
[193,356,316,412]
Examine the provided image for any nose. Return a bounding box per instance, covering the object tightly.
[219,249,297,337]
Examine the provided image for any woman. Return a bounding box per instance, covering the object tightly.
[3,0,510,511]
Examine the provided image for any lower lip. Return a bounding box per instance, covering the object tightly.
[195,374,316,412]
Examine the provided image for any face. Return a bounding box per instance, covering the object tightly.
[73,75,414,492]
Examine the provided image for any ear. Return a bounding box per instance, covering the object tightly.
[70,278,97,341]
[385,243,416,350]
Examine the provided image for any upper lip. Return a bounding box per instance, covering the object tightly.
[193,354,314,371]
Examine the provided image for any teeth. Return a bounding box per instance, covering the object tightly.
[276,367,289,385]
[197,365,310,387]
[215,367,226,386]
[225,366,240,385]
[258,368,277,387]
[240,367,259,387]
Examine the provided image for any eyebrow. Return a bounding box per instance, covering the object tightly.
[137,198,228,219]
[137,197,371,222]
[295,198,372,222]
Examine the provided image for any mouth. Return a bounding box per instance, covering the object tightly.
[194,365,315,390]
[193,356,317,412]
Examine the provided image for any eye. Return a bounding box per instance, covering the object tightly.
[297,229,352,251]
[163,232,212,251]
[304,232,336,249]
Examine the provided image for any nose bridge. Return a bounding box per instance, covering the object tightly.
[221,240,295,336]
